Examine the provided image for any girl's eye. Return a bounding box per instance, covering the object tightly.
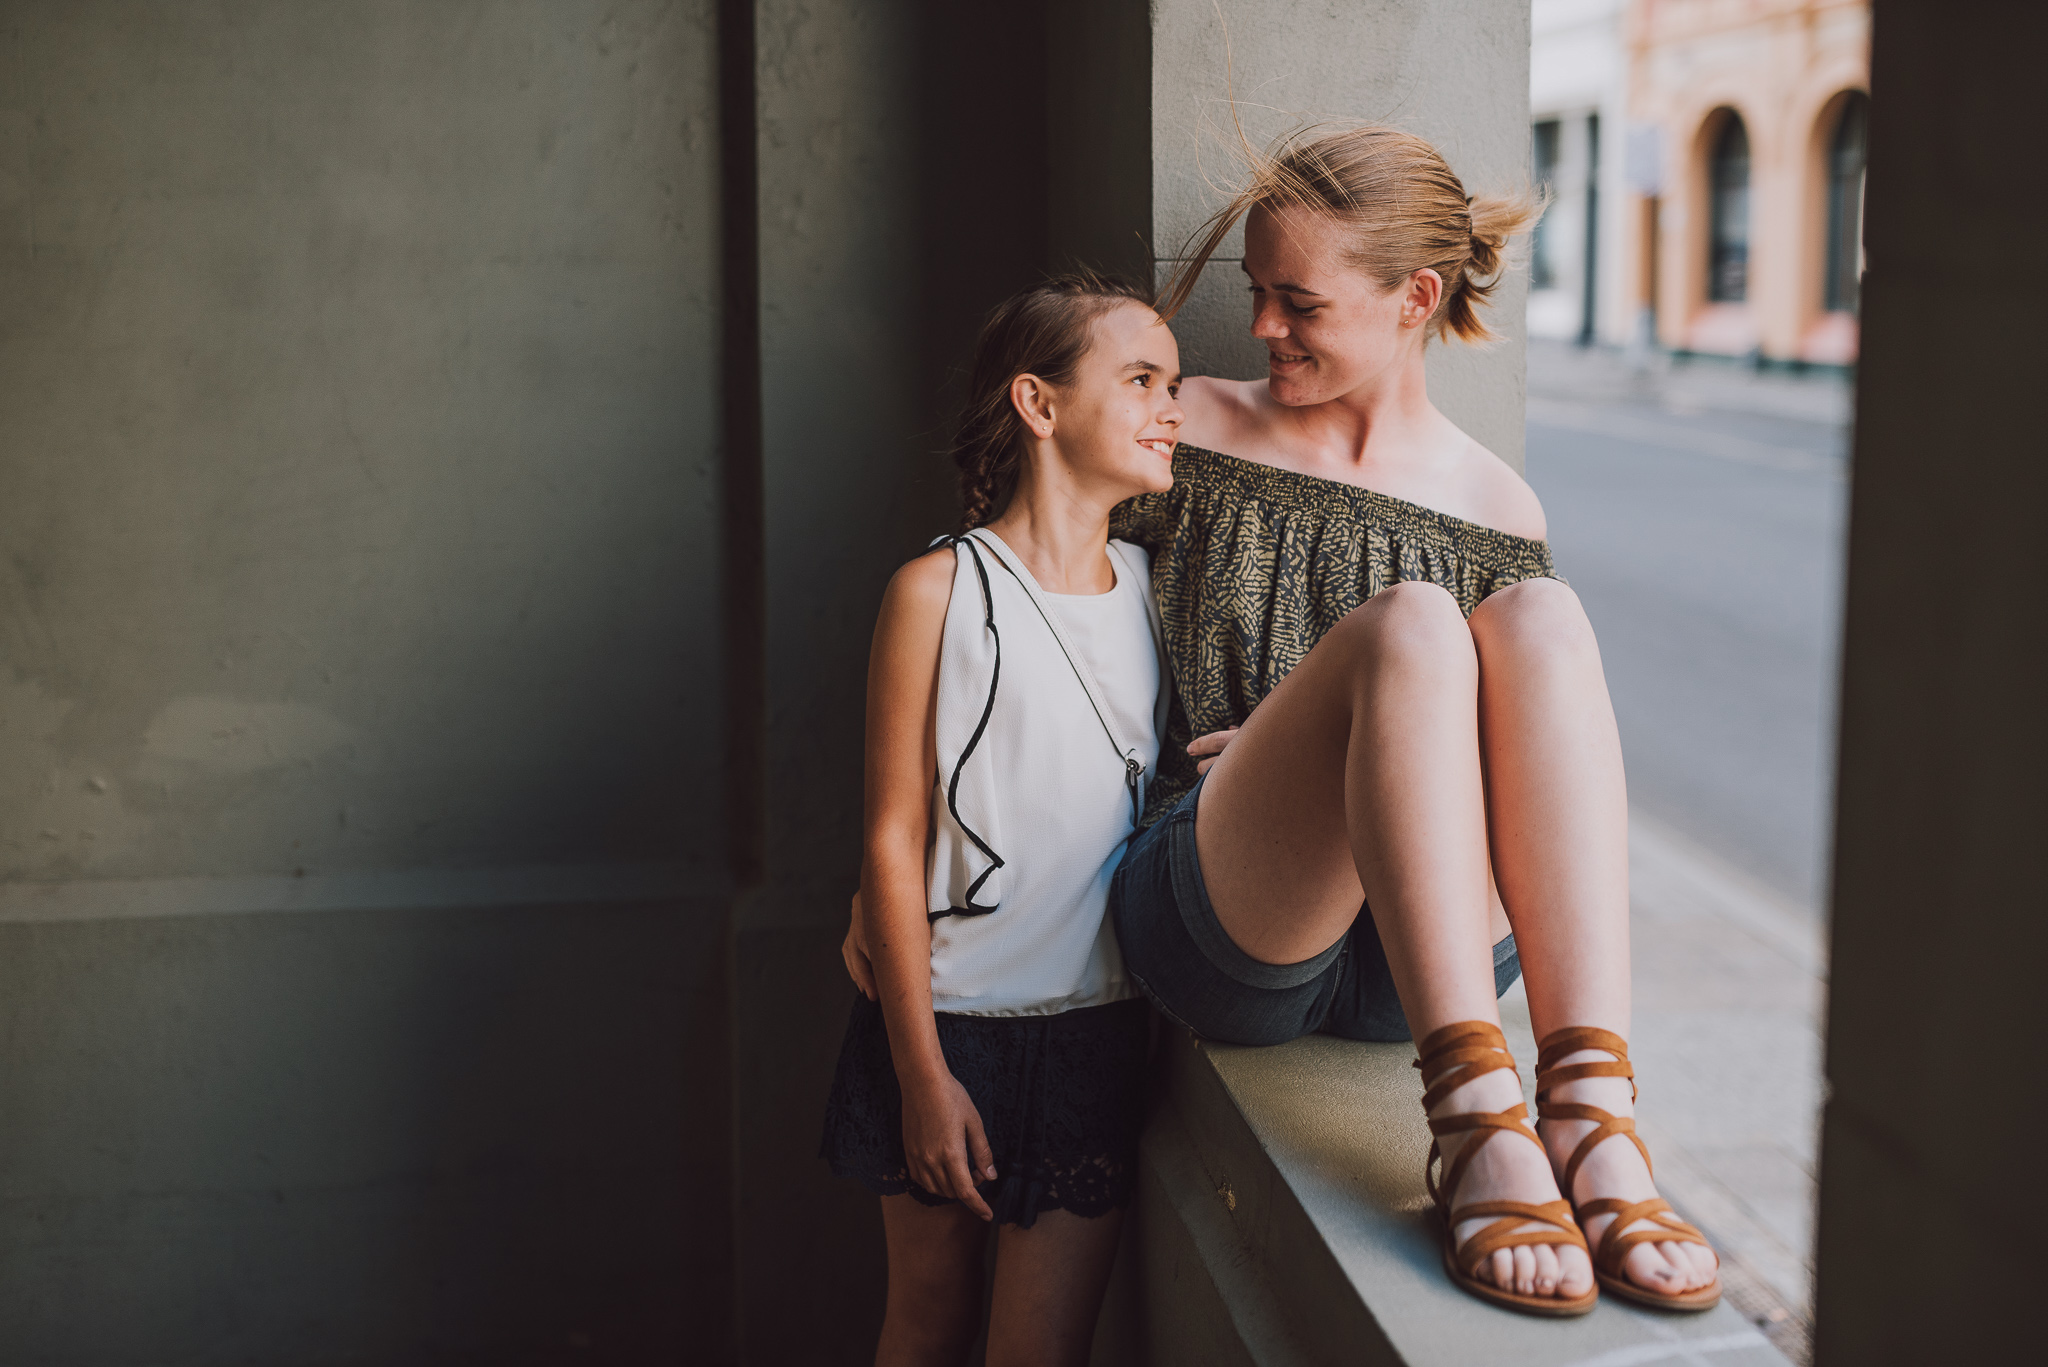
[1168,384,1181,399]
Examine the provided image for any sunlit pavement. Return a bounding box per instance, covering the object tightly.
[1514,340,1853,1363]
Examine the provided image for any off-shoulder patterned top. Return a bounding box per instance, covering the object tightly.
[1110,445,1562,827]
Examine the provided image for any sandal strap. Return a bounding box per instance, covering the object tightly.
[1535,1026,1638,1106]
[1574,1197,1708,1278]
[1534,1026,1652,1199]
[1536,1025,1631,1067]
[1426,1102,1545,1208]
[1542,1102,1654,1196]
[1446,1199,1587,1275]
[1416,1022,1534,1208]
[1415,1020,1519,1111]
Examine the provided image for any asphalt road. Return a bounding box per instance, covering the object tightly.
[1523,351,1852,915]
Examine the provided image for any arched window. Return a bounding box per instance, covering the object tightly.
[1708,114,1750,302]
[1825,92,1869,313]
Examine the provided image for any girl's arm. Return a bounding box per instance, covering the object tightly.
[862,549,999,1221]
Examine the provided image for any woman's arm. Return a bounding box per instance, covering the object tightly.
[862,549,999,1220]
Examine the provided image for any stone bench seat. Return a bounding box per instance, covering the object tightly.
[1103,1028,1792,1367]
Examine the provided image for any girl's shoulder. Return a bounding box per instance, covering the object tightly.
[881,545,959,624]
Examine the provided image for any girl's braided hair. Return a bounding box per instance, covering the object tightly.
[950,271,1156,530]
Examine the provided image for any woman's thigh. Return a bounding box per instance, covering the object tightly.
[1193,580,1484,966]
[986,1209,1124,1367]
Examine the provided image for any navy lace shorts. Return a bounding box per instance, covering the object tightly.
[819,994,1150,1228]
[1109,775,1521,1046]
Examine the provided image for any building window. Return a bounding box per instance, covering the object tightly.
[1581,112,1600,345]
[1532,119,1561,290]
[1825,92,1869,313]
[1708,114,1750,302]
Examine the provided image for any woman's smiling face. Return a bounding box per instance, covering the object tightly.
[1242,202,1437,406]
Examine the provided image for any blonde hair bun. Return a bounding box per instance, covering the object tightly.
[1161,124,1541,345]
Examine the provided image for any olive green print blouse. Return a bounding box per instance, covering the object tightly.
[1110,445,1562,827]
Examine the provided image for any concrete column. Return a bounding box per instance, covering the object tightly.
[1814,2,2048,1361]
[0,2,729,1359]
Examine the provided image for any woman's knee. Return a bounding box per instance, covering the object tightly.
[1336,580,1474,667]
[1469,577,1596,661]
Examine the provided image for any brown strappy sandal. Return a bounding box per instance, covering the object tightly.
[1534,1027,1722,1312]
[1415,1021,1597,1317]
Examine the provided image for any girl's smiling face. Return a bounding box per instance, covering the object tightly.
[1017,301,1183,502]
[1242,202,1442,407]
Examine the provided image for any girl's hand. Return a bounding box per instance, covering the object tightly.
[842,889,877,1000]
[901,1071,998,1221]
[1189,726,1242,775]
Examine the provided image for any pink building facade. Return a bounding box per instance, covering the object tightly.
[1628,0,1870,364]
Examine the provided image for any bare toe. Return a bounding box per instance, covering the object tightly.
[1490,1247,1515,1292]
[1558,1245,1594,1299]
[1512,1245,1537,1297]
[1625,1241,1682,1292]
[1658,1241,1700,1290]
[1533,1242,1560,1295]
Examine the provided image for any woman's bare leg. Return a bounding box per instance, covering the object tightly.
[1194,580,1587,1301]
[1470,578,1718,1294]
[984,1209,1123,1367]
[876,1195,986,1366]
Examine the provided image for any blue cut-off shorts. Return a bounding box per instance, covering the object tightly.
[1110,775,1522,1046]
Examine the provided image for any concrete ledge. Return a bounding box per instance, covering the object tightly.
[1127,1029,1791,1367]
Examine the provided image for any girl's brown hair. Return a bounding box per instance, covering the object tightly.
[950,272,1156,530]
[1158,124,1540,344]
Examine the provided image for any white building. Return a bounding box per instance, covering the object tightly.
[1528,0,1634,346]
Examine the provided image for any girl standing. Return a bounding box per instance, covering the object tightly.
[821,275,1183,1366]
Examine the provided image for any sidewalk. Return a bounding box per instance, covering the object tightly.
[1527,339,1855,428]
[1497,809,1825,1366]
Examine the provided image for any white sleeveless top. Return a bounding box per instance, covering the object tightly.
[926,530,1165,1017]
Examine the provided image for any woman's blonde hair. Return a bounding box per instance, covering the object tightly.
[1159,123,1541,345]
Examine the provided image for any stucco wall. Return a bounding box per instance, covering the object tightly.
[0,2,726,1359]
[0,0,723,882]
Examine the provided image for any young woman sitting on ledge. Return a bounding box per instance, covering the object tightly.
[847,124,1720,1319]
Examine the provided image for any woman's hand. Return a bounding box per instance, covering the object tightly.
[901,1069,998,1221]
[842,889,877,1000]
[1189,726,1242,775]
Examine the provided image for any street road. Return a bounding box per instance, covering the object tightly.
[1523,348,1852,914]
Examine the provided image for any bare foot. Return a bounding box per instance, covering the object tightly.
[1537,1049,1720,1297]
[1430,1063,1596,1302]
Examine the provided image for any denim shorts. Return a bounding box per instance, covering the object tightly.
[1109,775,1521,1047]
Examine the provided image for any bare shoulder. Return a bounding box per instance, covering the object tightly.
[1177,375,1264,451]
[1453,437,1548,542]
[869,546,956,682]
[884,546,958,620]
